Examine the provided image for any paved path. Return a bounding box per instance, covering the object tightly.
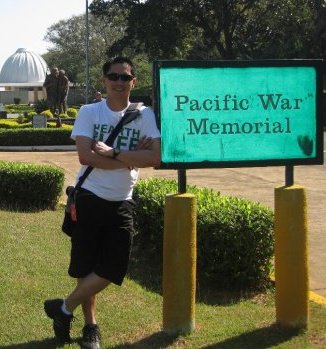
[0,150,325,298]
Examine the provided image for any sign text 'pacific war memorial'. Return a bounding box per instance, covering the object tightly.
[154,60,323,169]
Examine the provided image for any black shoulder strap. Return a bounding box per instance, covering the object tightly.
[105,102,143,146]
[74,102,143,190]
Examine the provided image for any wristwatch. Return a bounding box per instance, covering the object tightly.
[112,148,121,159]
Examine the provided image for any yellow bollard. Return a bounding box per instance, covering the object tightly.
[163,193,197,334]
[274,185,309,329]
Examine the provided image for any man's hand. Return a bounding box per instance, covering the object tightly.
[136,136,153,150]
[93,136,153,157]
[92,141,113,157]
[87,136,160,168]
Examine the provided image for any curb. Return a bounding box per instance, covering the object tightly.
[270,274,326,307]
[309,291,326,307]
[0,145,76,151]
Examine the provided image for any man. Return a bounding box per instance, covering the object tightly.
[58,69,69,113]
[43,67,59,114]
[92,91,104,103]
[43,57,160,349]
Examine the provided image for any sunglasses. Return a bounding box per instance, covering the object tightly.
[105,73,135,82]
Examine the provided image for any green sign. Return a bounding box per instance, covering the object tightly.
[154,60,323,169]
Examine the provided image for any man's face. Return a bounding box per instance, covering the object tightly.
[103,63,136,99]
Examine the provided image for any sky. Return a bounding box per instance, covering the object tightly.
[0,0,88,70]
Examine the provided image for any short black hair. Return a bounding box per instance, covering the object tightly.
[102,57,136,76]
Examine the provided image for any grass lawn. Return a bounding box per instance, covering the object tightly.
[0,209,325,348]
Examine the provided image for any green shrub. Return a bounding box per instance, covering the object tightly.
[59,113,69,118]
[13,97,21,105]
[4,104,34,114]
[0,118,73,132]
[0,120,32,129]
[34,99,49,114]
[26,111,37,122]
[17,114,26,124]
[0,120,18,129]
[47,123,73,130]
[0,161,64,210]
[133,177,274,291]
[41,109,53,118]
[0,128,74,146]
[67,108,78,118]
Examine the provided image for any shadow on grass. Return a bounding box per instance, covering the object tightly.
[128,242,163,295]
[112,325,301,349]
[0,337,61,348]
[0,325,302,349]
[110,331,179,348]
[128,242,273,306]
[200,323,302,349]
[0,333,177,349]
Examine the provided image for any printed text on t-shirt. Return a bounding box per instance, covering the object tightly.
[93,124,141,150]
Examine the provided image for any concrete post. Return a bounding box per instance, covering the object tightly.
[163,193,197,334]
[274,185,309,329]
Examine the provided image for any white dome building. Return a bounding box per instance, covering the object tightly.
[0,48,49,104]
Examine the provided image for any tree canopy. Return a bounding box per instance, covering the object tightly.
[43,4,126,91]
[43,0,325,96]
[91,0,326,60]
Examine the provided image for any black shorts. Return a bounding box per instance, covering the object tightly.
[68,189,135,286]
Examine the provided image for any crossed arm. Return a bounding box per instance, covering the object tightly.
[75,135,161,169]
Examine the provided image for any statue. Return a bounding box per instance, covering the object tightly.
[58,69,69,114]
[43,67,59,114]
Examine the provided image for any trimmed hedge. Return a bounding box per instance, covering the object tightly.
[133,177,274,291]
[0,120,32,129]
[0,161,65,210]
[40,110,53,118]
[67,108,78,118]
[4,104,34,114]
[0,128,74,146]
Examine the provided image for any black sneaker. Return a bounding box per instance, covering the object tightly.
[81,324,101,349]
[44,299,73,343]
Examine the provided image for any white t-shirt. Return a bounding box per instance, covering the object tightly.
[71,100,160,201]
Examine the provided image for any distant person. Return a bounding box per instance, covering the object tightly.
[92,91,104,103]
[58,69,69,114]
[43,67,59,114]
